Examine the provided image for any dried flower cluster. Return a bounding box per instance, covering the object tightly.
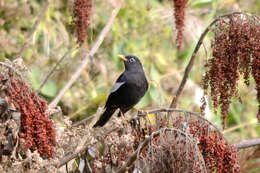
[1,73,56,158]
[173,0,188,50]
[89,112,240,172]
[72,0,92,45]
[136,128,206,173]
[202,14,260,127]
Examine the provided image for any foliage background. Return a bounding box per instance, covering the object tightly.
[0,0,259,171]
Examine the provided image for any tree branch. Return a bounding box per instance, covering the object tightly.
[36,47,77,93]
[234,138,260,150]
[49,1,122,108]
[55,143,91,168]
[16,0,50,58]
[169,11,244,108]
[132,107,222,135]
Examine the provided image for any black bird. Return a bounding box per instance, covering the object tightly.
[93,54,148,127]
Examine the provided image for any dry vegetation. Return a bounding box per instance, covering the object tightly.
[0,0,259,173]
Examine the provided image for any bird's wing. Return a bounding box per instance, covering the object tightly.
[111,81,125,93]
[110,74,126,93]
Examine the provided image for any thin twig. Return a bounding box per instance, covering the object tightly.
[169,11,244,108]
[72,107,222,136]
[235,138,260,150]
[72,114,95,127]
[36,47,77,93]
[222,120,258,134]
[132,107,222,135]
[16,0,50,58]
[49,1,122,108]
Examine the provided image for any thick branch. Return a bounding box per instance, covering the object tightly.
[169,11,244,108]
[49,2,122,108]
[234,138,260,150]
[16,0,50,58]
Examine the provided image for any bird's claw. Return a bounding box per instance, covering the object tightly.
[121,114,129,126]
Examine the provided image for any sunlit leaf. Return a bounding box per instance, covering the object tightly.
[190,0,212,8]
[41,80,57,97]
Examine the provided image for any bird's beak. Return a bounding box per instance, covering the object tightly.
[118,55,127,61]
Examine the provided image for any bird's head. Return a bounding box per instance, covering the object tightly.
[118,54,143,72]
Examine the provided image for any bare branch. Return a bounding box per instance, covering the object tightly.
[36,47,78,93]
[49,1,122,108]
[132,107,222,134]
[235,138,260,150]
[55,143,91,168]
[169,11,244,108]
[72,112,95,127]
[16,0,50,58]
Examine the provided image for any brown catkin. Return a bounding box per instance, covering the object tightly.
[173,0,188,51]
[72,0,92,45]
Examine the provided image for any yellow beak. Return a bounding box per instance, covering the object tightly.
[118,55,127,61]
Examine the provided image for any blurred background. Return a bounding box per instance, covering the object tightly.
[0,0,259,170]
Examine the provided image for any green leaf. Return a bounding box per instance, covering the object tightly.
[150,86,160,102]
[31,67,41,90]
[41,80,57,97]
[190,0,213,8]
[150,65,160,83]
[31,67,57,97]
[135,92,149,108]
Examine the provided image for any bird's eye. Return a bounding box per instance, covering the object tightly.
[129,58,136,63]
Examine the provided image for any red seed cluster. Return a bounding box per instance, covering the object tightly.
[2,74,56,158]
[173,0,188,50]
[72,0,92,45]
[252,48,260,120]
[202,15,260,127]
[189,120,240,173]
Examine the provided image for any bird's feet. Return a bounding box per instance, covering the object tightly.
[118,111,129,126]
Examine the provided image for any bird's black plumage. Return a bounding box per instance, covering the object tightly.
[93,55,148,127]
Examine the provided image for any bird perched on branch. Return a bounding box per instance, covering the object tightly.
[93,54,148,127]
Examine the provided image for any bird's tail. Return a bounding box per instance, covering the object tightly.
[93,107,117,127]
